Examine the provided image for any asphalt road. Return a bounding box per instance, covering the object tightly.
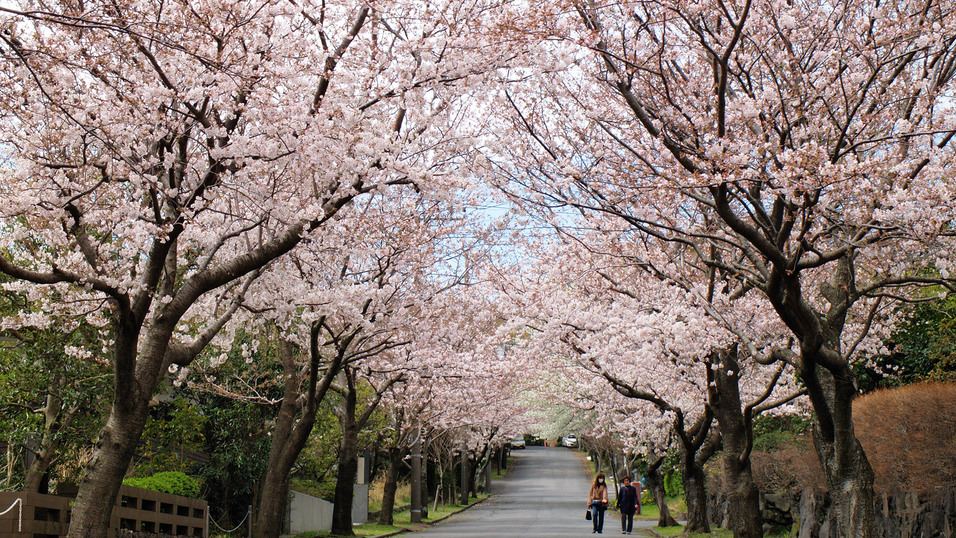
[412,446,655,537]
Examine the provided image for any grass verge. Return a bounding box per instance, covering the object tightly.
[652,526,734,537]
[651,524,790,538]
[635,496,686,521]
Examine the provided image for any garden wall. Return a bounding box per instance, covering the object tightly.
[287,490,332,534]
[285,484,368,534]
[706,382,956,536]
[0,485,207,538]
[707,488,956,537]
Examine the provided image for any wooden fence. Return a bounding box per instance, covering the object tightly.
[0,485,206,538]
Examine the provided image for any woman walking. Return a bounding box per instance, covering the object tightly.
[587,472,609,533]
[616,476,639,534]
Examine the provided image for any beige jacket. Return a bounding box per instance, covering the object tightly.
[588,483,608,506]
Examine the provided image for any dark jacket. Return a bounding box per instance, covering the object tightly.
[617,484,639,514]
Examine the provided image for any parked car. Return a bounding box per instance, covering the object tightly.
[562,434,578,448]
[510,437,526,449]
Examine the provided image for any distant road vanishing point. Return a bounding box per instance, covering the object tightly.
[411,446,655,537]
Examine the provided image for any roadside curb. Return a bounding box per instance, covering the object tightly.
[371,495,492,537]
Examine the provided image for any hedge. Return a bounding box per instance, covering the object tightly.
[123,471,201,499]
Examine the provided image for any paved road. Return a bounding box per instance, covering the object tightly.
[412,446,655,537]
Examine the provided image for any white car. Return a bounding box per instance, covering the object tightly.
[510,437,526,449]
[562,434,578,448]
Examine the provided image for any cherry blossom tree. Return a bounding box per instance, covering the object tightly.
[521,288,723,530]
[487,0,956,532]
[374,396,420,526]
[493,229,807,533]
[329,364,404,535]
[0,0,518,534]
[400,280,534,505]
[188,192,495,537]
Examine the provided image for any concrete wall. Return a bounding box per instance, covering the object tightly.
[352,484,368,525]
[288,491,333,534]
[287,484,369,534]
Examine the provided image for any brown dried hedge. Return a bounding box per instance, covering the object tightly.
[750,382,956,498]
[854,381,956,496]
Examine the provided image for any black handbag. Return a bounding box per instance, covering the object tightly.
[585,509,592,520]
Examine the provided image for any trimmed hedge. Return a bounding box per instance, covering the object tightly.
[124,471,201,499]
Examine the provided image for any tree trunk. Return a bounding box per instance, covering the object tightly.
[646,455,678,527]
[425,450,437,510]
[253,328,344,538]
[378,445,403,525]
[709,349,763,538]
[681,453,710,533]
[251,376,301,538]
[22,453,53,493]
[444,456,457,507]
[253,350,299,538]
[329,366,395,535]
[467,451,482,499]
[769,255,877,536]
[68,404,150,538]
[68,321,160,538]
[24,392,80,493]
[807,362,876,537]
[331,378,360,537]
[61,186,337,537]
[674,408,718,534]
[459,451,469,505]
[331,423,360,535]
[254,467,291,538]
[23,439,55,494]
[609,451,620,494]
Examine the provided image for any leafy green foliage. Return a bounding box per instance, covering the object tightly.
[858,294,956,392]
[188,332,284,525]
[292,398,342,497]
[197,391,275,523]
[889,297,956,384]
[135,398,207,476]
[0,278,112,487]
[290,382,389,502]
[124,471,201,498]
[290,478,337,501]
[663,471,683,497]
[751,415,811,452]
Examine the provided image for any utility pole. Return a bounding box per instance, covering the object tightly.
[410,426,423,523]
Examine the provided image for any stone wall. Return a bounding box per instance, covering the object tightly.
[707,488,956,537]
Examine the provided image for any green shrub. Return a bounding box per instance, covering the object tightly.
[290,478,336,502]
[752,415,811,452]
[663,471,683,497]
[124,471,201,498]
